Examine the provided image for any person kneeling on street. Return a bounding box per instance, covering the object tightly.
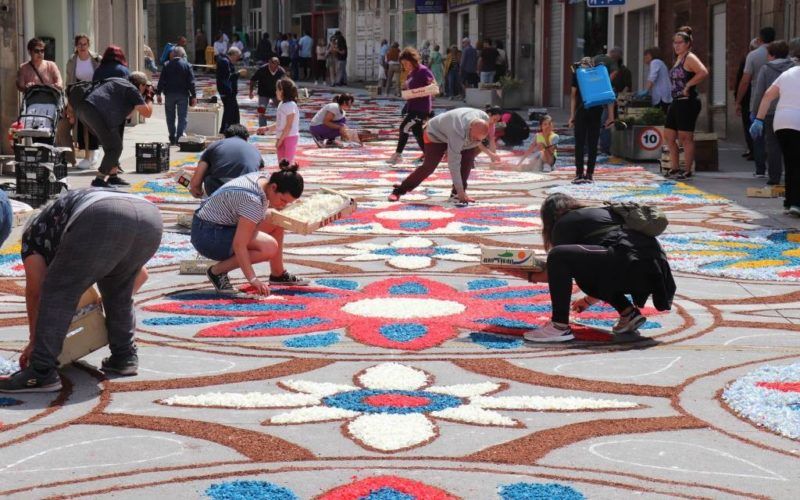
[0,190,163,393]
[518,193,675,343]
[71,72,154,188]
[189,124,264,197]
[191,162,307,295]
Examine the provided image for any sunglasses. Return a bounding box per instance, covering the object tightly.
[31,48,45,54]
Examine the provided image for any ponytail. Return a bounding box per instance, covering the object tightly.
[332,93,355,106]
[269,161,304,198]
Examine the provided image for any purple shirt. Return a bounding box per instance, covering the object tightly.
[406,65,434,114]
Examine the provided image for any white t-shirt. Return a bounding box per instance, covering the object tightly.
[773,66,800,132]
[213,40,228,56]
[275,101,300,137]
[310,102,345,126]
[75,57,95,82]
[280,40,290,58]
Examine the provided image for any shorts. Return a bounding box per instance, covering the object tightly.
[665,97,701,132]
[191,215,236,261]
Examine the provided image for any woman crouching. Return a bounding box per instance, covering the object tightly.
[523,193,675,343]
[192,162,303,296]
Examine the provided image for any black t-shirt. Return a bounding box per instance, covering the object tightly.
[552,207,620,247]
[200,137,264,195]
[85,78,145,128]
[250,65,285,98]
[480,47,499,69]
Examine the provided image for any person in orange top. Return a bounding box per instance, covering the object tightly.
[16,38,63,92]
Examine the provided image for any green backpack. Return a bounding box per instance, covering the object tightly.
[604,201,669,237]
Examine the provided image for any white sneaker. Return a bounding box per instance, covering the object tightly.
[523,322,574,343]
[76,158,93,170]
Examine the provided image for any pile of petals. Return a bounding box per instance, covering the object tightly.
[276,192,350,223]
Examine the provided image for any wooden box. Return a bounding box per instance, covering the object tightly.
[480,245,546,271]
[179,258,217,275]
[747,185,785,198]
[269,187,356,235]
[401,83,439,100]
[58,287,107,367]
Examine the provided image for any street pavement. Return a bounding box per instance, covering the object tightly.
[0,83,798,499]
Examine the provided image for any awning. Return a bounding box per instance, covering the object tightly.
[217,0,236,7]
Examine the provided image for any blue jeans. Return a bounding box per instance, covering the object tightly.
[447,70,461,97]
[480,71,495,84]
[165,93,189,143]
[0,190,12,248]
[191,215,236,261]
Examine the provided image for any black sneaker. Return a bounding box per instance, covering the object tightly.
[613,308,647,335]
[571,176,584,184]
[311,134,325,148]
[107,175,130,186]
[0,366,62,393]
[101,353,139,376]
[269,270,310,286]
[583,176,594,184]
[206,267,235,294]
[676,170,693,181]
[91,177,113,188]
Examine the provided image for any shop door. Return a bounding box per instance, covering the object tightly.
[480,1,506,46]
[547,1,563,107]
[355,10,378,82]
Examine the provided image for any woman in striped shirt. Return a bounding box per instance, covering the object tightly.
[191,162,304,295]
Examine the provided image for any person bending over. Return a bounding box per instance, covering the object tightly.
[0,190,163,393]
[189,124,264,197]
[309,93,359,146]
[191,162,307,296]
[389,107,490,204]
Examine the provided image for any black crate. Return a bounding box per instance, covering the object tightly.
[15,162,67,183]
[14,144,67,165]
[13,180,66,208]
[178,141,205,152]
[135,142,170,173]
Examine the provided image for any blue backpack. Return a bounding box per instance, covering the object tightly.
[576,65,616,108]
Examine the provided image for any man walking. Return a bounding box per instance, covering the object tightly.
[460,38,478,94]
[249,57,285,127]
[216,46,242,134]
[156,46,196,145]
[299,31,313,80]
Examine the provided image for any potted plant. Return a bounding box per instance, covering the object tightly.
[611,107,667,160]
[499,76,524,109]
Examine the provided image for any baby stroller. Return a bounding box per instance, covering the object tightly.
[16,84,65,145]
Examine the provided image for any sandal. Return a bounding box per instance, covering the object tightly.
[664,169,681,178]
[675,170,693,180]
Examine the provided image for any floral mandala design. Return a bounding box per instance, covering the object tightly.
[319,202,541,235]
[284,236,480,270]
[161,362,639,452]
[130,178,197,204]
[298,167,544,187]
[547,180,730,205]
[143,277,666,350]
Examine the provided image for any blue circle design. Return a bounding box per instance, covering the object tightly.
[323,389,462,414]
[498,482,585,500]
[314,278,359,290]
[205,480,297,500]
[234,317,329,331]
[477,317,539,329]
[283,332,340,348]
[400,221,431,229]
[184,303,305,312]
[380,323,427,342]
[142,316,229,326]
[0,397,21,406]
[469,332,524,350]
[388,282,429,295]
[362,488,415,500]
[467,278,509,290]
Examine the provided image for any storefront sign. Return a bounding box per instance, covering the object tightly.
[587,0,626,6]
[417,0,447,14]
[637,126,662,151]
[448,0,489,8]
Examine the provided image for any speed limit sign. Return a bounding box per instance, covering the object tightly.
[638,127,662,151]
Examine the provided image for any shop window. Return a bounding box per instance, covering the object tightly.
[403,9,417,47]
[572,1,608,62]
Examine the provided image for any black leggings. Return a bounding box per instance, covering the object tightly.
[396,110,428,154]
[777,129,800,208]
[574,106,603,179]
[547,244,633,324]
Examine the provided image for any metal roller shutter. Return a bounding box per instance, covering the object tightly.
[480,1,507,45]
[548,1,563,107]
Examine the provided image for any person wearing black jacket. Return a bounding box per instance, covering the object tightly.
[156,46,196,145]
[216,46,242,134]
[516,193,675,343]
[249,57,285,127]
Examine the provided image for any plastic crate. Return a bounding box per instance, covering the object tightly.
[15,162,67,183]
[12,180,66,208]
[135,142,170,173]
[14,144,67,165]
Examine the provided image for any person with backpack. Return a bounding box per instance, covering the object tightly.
[569,57,615,184]
[510,193,675,343]
[71,72,154,188]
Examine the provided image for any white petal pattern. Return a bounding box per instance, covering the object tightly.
[283,246,361,256]
[357,362,430,390]
[280,380,358,397]
[390,236,434,248]
[471,395,639,410]
[347,413,436,451]
[427,382,502,398]
[160,392,320,408]
[431,405,519,427]
[269,406,360,424]
[387,255,433,269]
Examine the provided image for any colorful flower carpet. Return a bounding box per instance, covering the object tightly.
[0,83,798,498]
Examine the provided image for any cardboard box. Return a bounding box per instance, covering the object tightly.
[269,187,357,235]
[58,287,107,367]
[747,186,785,198]
[401,83,439,100]
[180,258,217,275]
[480,245,546,271]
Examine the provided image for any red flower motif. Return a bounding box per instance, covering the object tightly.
[317,475,458,500]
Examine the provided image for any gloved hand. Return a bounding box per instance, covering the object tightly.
[634,89,648,98]
[749,119,764,140]
[749,112,756,124]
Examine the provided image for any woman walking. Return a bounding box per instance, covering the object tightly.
[66,34,101,170]
[568,57,614,184]
[314,38,327,85]
[663,26,709,180]
[388,48,435,164]
[430,44,445,95]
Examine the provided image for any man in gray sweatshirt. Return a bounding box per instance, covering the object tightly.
[389,107,490,203]
[752,40,795,186]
